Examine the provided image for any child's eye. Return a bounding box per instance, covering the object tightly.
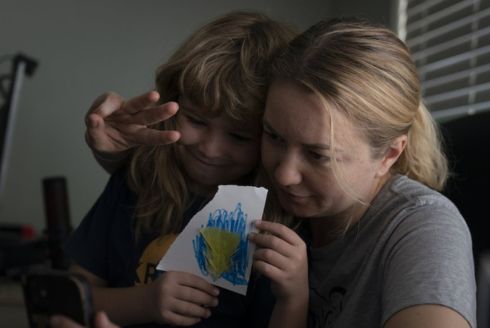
[229,133,253,142]
[263,129,281,142]
[185,114,206,126]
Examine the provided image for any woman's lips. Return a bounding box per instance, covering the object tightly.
[279,188,311,203]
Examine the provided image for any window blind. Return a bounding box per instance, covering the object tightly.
[398,0,490,122]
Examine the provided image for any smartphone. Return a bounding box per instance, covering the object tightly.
[22,269,94,328]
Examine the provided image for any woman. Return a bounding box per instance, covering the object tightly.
[255,18,476,327]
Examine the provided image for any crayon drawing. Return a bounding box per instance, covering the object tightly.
[156,185,268,295]
[193,203,248,285]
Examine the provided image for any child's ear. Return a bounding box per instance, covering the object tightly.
[376,135,407,177]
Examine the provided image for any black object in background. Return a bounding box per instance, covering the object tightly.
[42,177,72,270]
[22,269,94,328]
[0,53,38,195]
[440,110,490,263]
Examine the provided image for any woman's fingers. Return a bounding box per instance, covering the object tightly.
[249,220,308,296]
[252,220,303,247]
[253,248,290,272]
[250,234,291,269]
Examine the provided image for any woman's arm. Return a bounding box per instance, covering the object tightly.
[384,304,470,328]
[248,220,309,328]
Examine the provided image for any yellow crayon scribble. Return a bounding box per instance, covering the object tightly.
[200,227,241,280]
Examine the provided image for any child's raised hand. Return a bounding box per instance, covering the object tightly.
[144,271,220,326]
[248,220,308,304]
[85,91,181,157]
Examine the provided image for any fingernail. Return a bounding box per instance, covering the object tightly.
[213,288,220,296]
[212,298,219,306]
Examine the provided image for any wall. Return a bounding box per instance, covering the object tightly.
[328,0,395,27]
[0,0,331,232]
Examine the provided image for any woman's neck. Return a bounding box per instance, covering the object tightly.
[307,203,369,248]
[308,173,391,248]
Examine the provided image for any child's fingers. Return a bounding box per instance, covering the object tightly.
[174,272,220,297]
[89,92,126,117]
[112,102,178,126]
[169,298,212,320]
[128,129,181,146]
[119,91,160,114]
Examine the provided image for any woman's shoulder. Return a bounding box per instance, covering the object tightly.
[370,174,470,243]
[381,174,462,220]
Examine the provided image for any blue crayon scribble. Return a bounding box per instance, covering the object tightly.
[192,202,249,285]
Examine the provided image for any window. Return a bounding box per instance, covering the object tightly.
[398,0,490,122]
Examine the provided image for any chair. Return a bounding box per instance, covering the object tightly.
[440,110,490,327]
[440,110,490,262]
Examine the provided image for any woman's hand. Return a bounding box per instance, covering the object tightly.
[144,271,220,326]
[248,220,308,303]
[249,220,309,328]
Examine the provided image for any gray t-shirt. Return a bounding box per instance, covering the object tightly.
[307,174,476,328]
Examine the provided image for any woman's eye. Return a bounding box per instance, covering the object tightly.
[309,151,330,162]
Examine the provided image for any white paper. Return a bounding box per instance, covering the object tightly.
[156,185,268,295]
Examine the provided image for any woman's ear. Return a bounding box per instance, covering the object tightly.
[376,135,407,177]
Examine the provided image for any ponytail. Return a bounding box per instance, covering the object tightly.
[394,103,448,191]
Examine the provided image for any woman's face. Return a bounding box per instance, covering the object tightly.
[175,98,262,195]
[261,81,392,222]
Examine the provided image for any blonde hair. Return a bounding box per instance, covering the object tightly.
[269,18,448,192]
[128,11,296,236]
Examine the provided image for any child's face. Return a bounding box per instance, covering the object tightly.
[175,98,262,195]
[261,81,388,222]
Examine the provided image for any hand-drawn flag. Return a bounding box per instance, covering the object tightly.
[156,185,268,295]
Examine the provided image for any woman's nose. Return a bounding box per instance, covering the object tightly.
[273,153,302,187]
